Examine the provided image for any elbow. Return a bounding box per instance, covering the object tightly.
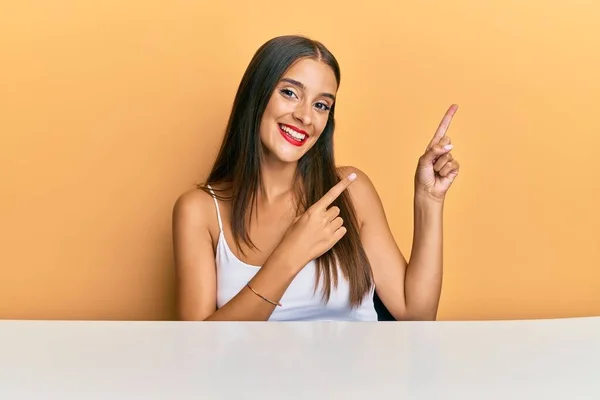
[400,314,437,322]
[177,305,213,321]
[396,306,438,321]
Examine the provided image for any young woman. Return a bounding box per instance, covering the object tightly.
[172,35,460,321]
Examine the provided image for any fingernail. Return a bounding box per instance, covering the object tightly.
[444,144,453,150]
[348,173,357,181]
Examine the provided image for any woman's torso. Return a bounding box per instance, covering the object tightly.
[206,185,377,321]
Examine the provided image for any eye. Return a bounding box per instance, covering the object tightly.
[314,102,331,112]
[280,88,298,99]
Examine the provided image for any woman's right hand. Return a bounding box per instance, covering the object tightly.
[269,172,358,271]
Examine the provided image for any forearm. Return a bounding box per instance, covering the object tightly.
[404,193,444,320]
[204,253,299,321]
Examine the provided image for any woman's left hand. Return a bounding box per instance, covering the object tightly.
[414,104,461,202]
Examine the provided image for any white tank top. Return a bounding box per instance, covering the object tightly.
[207,185,378,321]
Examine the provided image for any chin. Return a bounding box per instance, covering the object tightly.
[270,147,308,163]
[262,133,316,163]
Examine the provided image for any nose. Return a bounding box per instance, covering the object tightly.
[292,101,312,126]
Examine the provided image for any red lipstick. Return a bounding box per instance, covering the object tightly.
[278,123,308,147]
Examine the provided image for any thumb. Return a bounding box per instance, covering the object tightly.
[419,144,453,166]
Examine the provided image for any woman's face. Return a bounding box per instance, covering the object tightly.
[259,58,338,163]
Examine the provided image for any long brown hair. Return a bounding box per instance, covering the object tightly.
[199,35,373,307]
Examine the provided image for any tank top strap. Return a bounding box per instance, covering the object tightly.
[206,184,223,233]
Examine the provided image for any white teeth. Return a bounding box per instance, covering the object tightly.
[280,124,306,141]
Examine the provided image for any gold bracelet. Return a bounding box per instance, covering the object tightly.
[246,283,282,307]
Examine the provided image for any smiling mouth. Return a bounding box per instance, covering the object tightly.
[278,124,308,146]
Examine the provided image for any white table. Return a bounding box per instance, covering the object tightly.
[0,317,599,399]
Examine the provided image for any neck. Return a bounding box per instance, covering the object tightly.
[258,154,298,204]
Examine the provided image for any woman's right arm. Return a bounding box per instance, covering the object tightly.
[172,190,299,321]
[172,173,357,321]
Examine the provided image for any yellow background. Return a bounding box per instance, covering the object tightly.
[1,1,598,320]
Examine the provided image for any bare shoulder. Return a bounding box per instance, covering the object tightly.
[172,187,220,237]
[337,165,379,198]
[336,166,385,225]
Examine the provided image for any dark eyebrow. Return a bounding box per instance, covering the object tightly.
[280,78,336,101]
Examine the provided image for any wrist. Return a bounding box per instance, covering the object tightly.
[264,248,303,279]
[414,187,446,207]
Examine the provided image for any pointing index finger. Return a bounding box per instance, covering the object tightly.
[314,173,357,209]
[427,104,458,150]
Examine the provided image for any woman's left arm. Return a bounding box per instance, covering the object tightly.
[345,104,460,321]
